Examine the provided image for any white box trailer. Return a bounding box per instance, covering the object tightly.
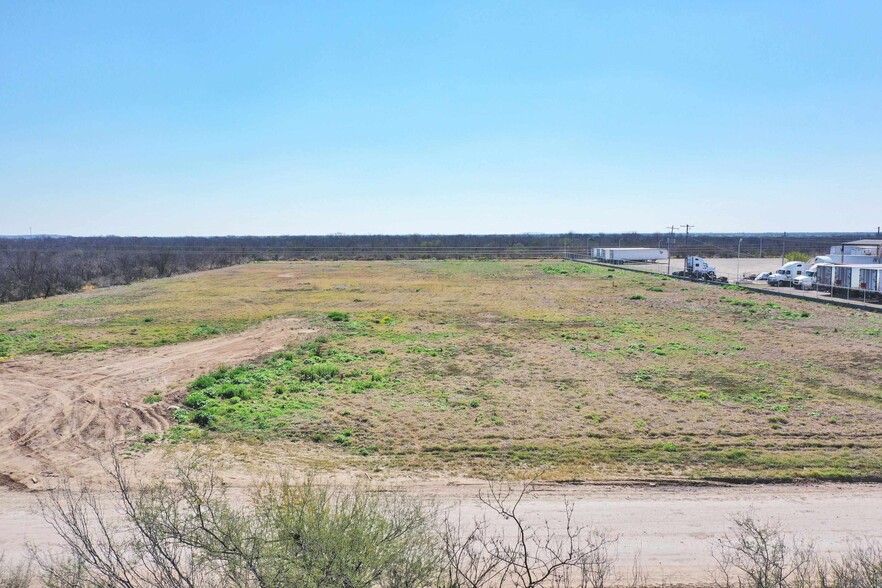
[591,247,669,263]
[835,265,855,289]
[838,264,882,290]
[817,263,868,289]
[816,263,882,300]
[858,267,881,295]
[816,263,834,289]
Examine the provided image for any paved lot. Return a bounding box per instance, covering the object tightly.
[577,257,882,312]
[625,257,782,281]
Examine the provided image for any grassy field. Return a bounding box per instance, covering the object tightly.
[3,259,882,481]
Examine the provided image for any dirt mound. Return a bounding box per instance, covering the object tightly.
[0,318,314,489]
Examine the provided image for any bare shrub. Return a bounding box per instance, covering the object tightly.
[0,556,34,588]
[35,454,440,588]
[712,512,882,588]
[711,512,819,588]
[440,481,629,588]
[825,540,882,588]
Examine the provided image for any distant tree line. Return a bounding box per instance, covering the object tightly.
[0,237,250,303]
[0,232,875,303]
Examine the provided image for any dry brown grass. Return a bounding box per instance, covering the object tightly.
[3,259,882,481]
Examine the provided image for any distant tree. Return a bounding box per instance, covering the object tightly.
[148,251,177,277]
[784,251,811,263]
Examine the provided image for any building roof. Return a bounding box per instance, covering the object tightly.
[844,239,882,246]
[594,247,666,251]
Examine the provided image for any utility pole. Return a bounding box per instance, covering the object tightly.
[876,227,882,262]
[781,232,787,266]
[680,224,693,271]
[736,238,743,283]
[665,225,677,275]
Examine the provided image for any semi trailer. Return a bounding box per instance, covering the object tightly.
[590,247,669,263]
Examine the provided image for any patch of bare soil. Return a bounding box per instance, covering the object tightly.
[0,318,315,489]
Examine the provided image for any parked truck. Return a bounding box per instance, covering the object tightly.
[672,256,726,282]
[792,265,818,290]
[767,261,808,287]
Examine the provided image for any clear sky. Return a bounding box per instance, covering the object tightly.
[1,1,880,236]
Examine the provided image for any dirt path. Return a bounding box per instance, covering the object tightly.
[0,318,314,489]
[2,481,881,585]
[446,481,882,584]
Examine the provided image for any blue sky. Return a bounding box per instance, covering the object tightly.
[1,1,880,236]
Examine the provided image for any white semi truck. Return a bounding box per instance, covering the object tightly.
[792,265,818,290]
[767,261,808,286]
[672,256,726,282]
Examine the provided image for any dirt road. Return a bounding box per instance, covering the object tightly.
[0,317,314,489]
[2,480,881,585]
[453,481,882,584]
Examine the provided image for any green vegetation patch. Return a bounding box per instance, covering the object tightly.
[0,331,41,358]
[174,338,393,437]
[719,296,811,320]
[631,366,811,411]
[541,263,606,276]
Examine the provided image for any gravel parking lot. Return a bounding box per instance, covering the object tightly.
[625,257,781,281]
[576,256,882,311]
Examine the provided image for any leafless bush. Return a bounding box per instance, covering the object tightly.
[0,556,34,588]
[712,512,819,588]
[709,512,882,588]
[824,540,882,588]
[439,481,640,588]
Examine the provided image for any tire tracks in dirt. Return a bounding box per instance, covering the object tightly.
[0,317,315,489]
